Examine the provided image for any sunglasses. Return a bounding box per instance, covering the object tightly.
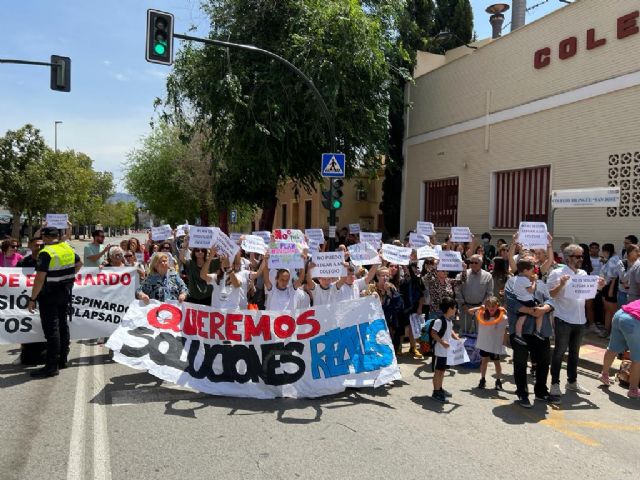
[124,254,134,258]
[193,249,206,253]
[470,261,482,264]
[10,244,18,248]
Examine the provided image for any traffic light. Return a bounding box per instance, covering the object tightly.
[50,55,71,92]
[322,179,344,210]
[146,9,174,65]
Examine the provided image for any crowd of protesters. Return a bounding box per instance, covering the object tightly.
[3,224,639,405]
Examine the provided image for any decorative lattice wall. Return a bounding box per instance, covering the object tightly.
[607,152,640,217]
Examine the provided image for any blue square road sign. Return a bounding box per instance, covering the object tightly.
[321,153,345,178]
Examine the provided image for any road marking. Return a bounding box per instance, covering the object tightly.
[93,346,112,480]
[67,343,89,480]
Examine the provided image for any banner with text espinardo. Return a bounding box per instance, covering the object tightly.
[106,296,401,399]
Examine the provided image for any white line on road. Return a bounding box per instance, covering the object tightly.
[67,342,89,480]
[92,346,112,480]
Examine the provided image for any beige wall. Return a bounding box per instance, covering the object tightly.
[403,0,640,248]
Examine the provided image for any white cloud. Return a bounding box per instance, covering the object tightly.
[103,60,112,66]
[112,72,130,82]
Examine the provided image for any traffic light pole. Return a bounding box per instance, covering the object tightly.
[172,33,339,249]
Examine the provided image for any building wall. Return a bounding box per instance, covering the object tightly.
[402,0,640,248]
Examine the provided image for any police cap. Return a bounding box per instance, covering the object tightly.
[41,227,60,237]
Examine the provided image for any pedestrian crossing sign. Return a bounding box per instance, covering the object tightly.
[321,153,345,178]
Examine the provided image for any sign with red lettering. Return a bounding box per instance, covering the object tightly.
[0,267,138,344]
[106,296,401,399]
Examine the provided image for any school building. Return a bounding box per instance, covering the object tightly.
[401,0,640,248]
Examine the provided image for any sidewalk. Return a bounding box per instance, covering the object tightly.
[576,330,621,373]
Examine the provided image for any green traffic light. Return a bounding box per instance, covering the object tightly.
[332,199,342,209]
[154,42,167,55]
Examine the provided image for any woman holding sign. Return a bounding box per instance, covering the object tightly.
[201,248,261,310]
[370,267,404,355]
[262,251,305,311]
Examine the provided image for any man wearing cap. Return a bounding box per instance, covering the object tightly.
[27,227,82,378]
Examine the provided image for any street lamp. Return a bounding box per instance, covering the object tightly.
[54,120,63,152]
[435,30,478,50]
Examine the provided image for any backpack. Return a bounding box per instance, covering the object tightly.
[419,316,447,356]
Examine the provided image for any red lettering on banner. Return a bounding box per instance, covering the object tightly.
[558,36,577,60]
[83,275,96,286]
[586,28,606,50]
[617,11,639,39]
[183,308,198,335]
[121,273,131,286]
[8,274,19,288]
[147,304,182,332]
[96,273,108,285]
[209,312,225,340]
[245,314,271,341]
[26,274,36,287]
[273,315,296,339]
[534,47,551,69]
[225,313,243,342]
[295,310,321,340]
[197,310,209,338]
[108,273,120,285]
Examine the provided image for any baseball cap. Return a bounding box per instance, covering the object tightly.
[41,227,60,237]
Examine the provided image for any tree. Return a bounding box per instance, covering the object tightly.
[0,124,47,237]
[161,0,394,230]
[100,201,136,230]
[433,0,473,51]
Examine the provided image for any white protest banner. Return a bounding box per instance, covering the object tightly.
[252,231,272,243]
[274,229,306,245]
[446,338,470,366]
[212,230,240,260]
[551,187,620,209]
[518,222,548,249]
[360,232,382,249]
[381,244,412,266]
[188,226,217,249]
[416,245,439,259]
[0,267,137,344]
[409,232,429,248]
[450,227,471,243]
[230,232,243,243]
[106,296,401,399]
[305,228,325,245]
[311,252,346,278]
[566,275,600,300]
[437,251,463,271]
[348,243,381,266]
[241,235,267,255]
[269,241,304,270]
[349,223,361,234]
[152,224,173,241]
[328,226,336,238]
[45,213,68,230]
[416,221,434,236]
[176,224,189,237]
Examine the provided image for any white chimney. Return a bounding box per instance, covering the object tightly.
[511,0,527,31]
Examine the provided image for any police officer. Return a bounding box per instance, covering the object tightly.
[27,226,82,378]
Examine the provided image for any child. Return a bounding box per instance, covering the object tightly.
[469,297,508,390]
[431,296,460,403]
[512,259,542,345]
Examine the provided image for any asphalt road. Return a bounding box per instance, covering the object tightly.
[1,341,638,480]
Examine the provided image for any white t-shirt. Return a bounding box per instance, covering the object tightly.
[208,270,250,310]
[513,275,534,302]
[265,285,296,311]
[590,256,602,276]
[546,265,587,325]
[310,283,334,306]
[432,317,453,358]
[294,288,311,309]
[332,277,368,303]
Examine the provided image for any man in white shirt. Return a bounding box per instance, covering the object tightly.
[548,244,605,396]
[332,264,378,303]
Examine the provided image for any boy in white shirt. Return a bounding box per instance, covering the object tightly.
[431,297,460,403]
[512,258,542,346]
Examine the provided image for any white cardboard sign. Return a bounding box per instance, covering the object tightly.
[416,245,439,259]
[241,235,267,255]
[212,230,240,260]
[45,213,68,230]
[360,232,382,249]
[446,338,470,366]
[328,226,336,238]
[269,242,304,270]
[437,251,463,271]
[229,232,243,243]
[348,243,382,266]
[305,228,325,245]
[518,222,548,250]
[176,224,189,237]
[252,231,272,243]
[409,232,429,248]
[416,221,434,236]
[450,227,471,243]
[381,244,412,266]
[311,252,346,278]
[567,275,599,300]
[188,226,217,249]
[349,223,361,234]
[151,225,173,241]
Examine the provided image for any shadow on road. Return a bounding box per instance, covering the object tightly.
[410,395,461,414]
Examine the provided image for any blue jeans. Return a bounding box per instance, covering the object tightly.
[617,290,628,308]
[551,318,585,385]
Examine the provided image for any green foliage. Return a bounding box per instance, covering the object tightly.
[161,0,396,220]
[100,201,136,228]
[433,0,473,50]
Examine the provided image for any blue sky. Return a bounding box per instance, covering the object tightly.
[0,0,566,190]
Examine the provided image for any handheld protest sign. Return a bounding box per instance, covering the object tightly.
[518,222,548,249]
[151,225,173,241]
[381,244,412,266]
[437,251,463,271]
[45,213,68,230]
[450,227,471,243]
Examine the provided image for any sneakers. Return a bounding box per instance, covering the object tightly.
[30,366,59,378]
[495,379,503,390]
[550,383,562,396]
[513,335,528,346]
[535,393,561,405]
[517,396,533,408]
[599,373,611,386]
[566,382,591,395]
[478,378,486,389]
[432,390,447,403]
[627,389,640,399]
[410,347,424,360]
[440,388,452,398]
